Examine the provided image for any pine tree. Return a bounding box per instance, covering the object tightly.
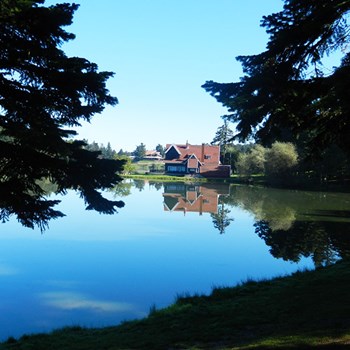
[0,0,125,229]
[133,143,147,160]
[203,0,350,158]
[211,119,234,157]
[155,144,165,157]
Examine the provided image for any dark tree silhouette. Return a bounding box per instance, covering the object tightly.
[0,1,125,229]
[203,0,350,158]
[254,219,350,267]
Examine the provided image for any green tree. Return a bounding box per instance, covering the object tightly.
[221,144,239,171]
[155,144,165,157]
[203,0,350,158]
[0,0,125,229]
[115,155,135,175]
[221,143,254,172]
[236,144,266,176]
[84,140,100,152]
[211,119,234,161]
[133,143,146,160]
[235,154,250,176]
[117,148,131,157]
[101,142,116,159]
[84,140,116,159]
[265,142,298,178]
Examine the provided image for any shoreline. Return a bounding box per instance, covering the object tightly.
[2,260,350,349]
[123,173,350,193]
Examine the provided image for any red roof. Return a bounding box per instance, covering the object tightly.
[165,143,220,165]
[187,155,199,168]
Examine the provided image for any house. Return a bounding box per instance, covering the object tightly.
[163,183,230,215]
[143,150,162,160]
[164,142,231,178]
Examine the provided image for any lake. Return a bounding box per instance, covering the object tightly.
[1,180,349,340]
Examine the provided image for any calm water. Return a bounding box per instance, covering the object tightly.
[1,180,349,340]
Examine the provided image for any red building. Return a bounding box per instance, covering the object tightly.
[164,142,231,178]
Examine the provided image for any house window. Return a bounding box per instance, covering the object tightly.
[167,165,185,172]
[204,155,211,160]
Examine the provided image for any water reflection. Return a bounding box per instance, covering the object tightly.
[223,185,350,266]
[161,183,234,234]
[255,220,350,267]
[1,179,124,231]
[210,202,234,234]
[113,181,350,265]
[162,183,230,215]
[1,180,349,339]
[40,291,135,313]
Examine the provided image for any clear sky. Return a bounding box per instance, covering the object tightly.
[48,0,284,152]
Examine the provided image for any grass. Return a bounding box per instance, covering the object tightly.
[128,160,350,192]
[2,260,350,349]
[131,160,165,175]
[124,173,210,182]
[123,173,262,184]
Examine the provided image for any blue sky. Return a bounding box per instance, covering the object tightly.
[49,0,284,152]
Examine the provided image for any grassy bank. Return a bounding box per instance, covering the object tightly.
[2,260,350,349]
[124,173,211,182]
[124,173,350,193]
[123,173,266,185]
[125,162,350,192]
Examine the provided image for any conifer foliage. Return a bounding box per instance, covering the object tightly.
[203,0,350,157]
[0,0,125,229]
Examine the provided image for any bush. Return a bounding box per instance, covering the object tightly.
[265,142,298,177]
[236,144,266,176]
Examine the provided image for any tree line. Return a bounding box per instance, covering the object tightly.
[212,119,350,188]
[82,141,165,160]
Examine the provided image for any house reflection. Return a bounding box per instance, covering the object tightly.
[162,183,230,215]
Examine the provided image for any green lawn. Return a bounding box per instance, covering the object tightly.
[131,160,165,174]
[2,260,350,349]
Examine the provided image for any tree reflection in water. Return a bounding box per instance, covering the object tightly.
[211,202,234,234]
[1,176,125,231]
[162,182,234,234]
[254,220,350,267]
[224,185,350,267]
[10,177,348,268]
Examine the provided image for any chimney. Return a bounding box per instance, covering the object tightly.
[201,143,205,162]
[186,140,189,149]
